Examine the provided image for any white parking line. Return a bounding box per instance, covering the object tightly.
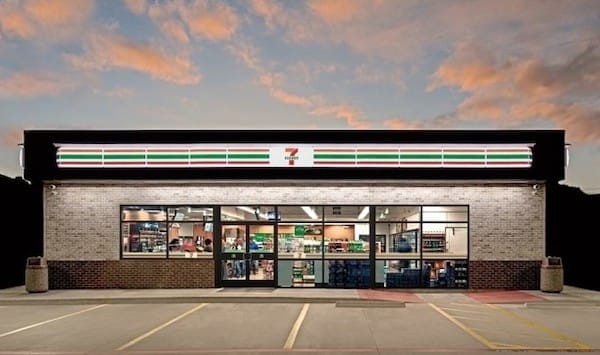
[116,303,207,351]
[283,303,310,349]
[0,304,106,338]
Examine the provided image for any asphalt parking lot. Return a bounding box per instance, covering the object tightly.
[0,296,599,354]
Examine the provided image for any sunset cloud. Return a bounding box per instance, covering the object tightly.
[249,0,282,30]
[383,118,425,130]
[123,0,147,15]
[270,89,312,107]
[430,43,600,143]
[180,1,239,41]
[67,33,201,85]
[0,126,27,146]
[0,72,69,98]
[0,0,94,40]
[308,0,361,23]
[310,104,370,129]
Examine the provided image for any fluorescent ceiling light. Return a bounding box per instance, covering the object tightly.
[301,206,319,220]
[236,206,268,220]
[357,206,369,220]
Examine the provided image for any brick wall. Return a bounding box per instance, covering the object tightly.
[469,260,541,289]
[43,181,545,289]
[48,260,215,289]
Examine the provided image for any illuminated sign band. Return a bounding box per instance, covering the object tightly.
[56,143,533,168]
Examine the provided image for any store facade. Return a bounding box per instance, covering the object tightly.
[22,130,565,290]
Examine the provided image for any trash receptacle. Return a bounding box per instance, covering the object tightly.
[25,256,48,293]
[540,256,563,293]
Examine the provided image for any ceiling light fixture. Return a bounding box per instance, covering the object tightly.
[357,206,369,220]
[301,206,319,220]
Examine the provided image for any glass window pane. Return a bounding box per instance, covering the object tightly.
[168,207,213,221]
[278,223,323,259]
[376,206,420,222]
[278,260,322,287]
[222,225,245,252]
[422,260,468,288]
[249,225,274,253]
[422,206,468,221]
[325,260,370,288]
[379,260,423,288]
[278,206,322,222]
[221,206,275,221]
[122,222,166,258]
[324,206,369,221]
[122,206,166,221]
[422,223,468,258]
[375,223,420,258]
[168,222,213,258]
[323,223,369,258]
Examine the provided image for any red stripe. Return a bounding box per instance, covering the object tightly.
[227,161,269,164]
[443,149,485,152]
[146,149,189,152]
[190,149,226,152]
[399,149,442,152]
[190,161,227,164]
[103,149,146,153]
[313,161,356,165]
[443,161,486,165]
[356,161,398,165]
[146,161,189,165]
[58,161,102,165]
[228,149,269,152]
[103,161,146,165]
[399,161,442,165]
[58,149,103,152]
[486,161,530,165]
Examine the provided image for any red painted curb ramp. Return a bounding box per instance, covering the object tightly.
[466,290,545,303]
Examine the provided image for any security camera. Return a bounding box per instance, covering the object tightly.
[532,184,540,190]
[48,184,56,190]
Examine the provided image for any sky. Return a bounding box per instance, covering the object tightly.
[0,0,598,193]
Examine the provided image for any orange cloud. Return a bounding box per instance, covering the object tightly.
[181,1,238,41]
[383,118,424,130]
[0,72,68,98]
[159,20,190,44]
[0,0,94,40]
[308,0,360,23]
[68,33,200,85]
[250,0,282,30]
[0,6,35,39]
[123,0,147,15]
[1,126,27,146]
[271,89,312,107]
[431,43,600,143]
[310,104,370,129]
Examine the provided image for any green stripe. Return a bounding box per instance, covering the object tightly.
[400,154,443,159]
[58,154,102,160]
[191,154,227,159]
[104,154,146,159]
[486,154,531,159]
[227,154,269,159]
[147,154,189,159]
[314,154,356,159]
[357,154,398,159]
[443,154,486,159]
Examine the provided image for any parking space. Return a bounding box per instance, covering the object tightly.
[0,301,598,353]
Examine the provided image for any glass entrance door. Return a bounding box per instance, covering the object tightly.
[221,224,275,286]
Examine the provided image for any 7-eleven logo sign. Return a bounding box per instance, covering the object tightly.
[285,147,299,166]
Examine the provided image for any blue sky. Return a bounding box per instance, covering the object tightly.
[0,0,598,192]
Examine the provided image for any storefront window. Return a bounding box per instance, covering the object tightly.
[375,205,468,288]
[324,223,369,258]
[278,206,323,222]
[121,205,213,259]
[324,206,369,221]
[222,225,245,253]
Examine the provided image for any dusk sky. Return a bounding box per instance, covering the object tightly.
[0,0,598,192]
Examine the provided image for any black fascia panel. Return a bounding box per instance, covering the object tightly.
[23,129,565,182]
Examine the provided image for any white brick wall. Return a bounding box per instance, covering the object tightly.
[44,182,545,261]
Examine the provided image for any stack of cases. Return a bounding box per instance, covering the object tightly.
[328,261,370,288]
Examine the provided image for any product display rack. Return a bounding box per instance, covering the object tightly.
[422,233,446,252]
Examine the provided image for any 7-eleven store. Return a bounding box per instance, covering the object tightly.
[23,129,565,289]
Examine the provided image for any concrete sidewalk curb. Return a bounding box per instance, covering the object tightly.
[0,296,392,306]
[525,301,600,308]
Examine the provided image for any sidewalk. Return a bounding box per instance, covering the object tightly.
[0,285,598,306]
